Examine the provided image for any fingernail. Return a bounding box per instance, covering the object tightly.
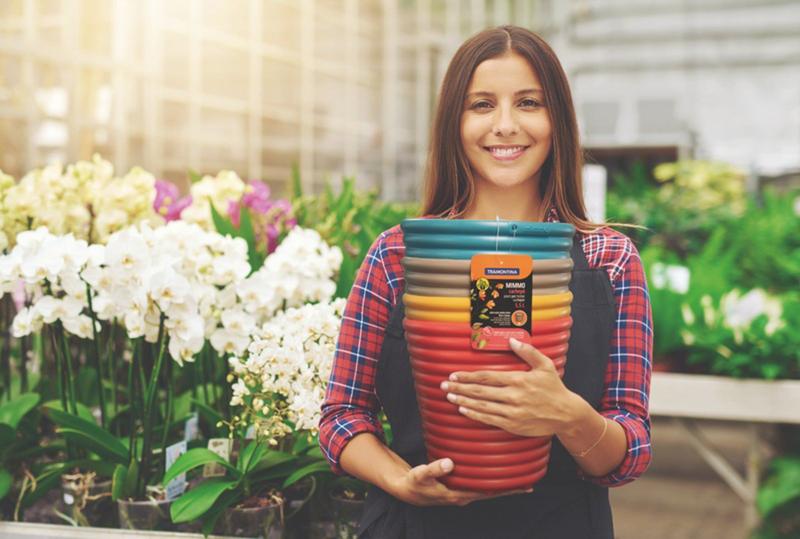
[441,459,453,472]
[509,337,521,349]
[440,381,449,391]
[446,393,456,402]
[449,373,458,381]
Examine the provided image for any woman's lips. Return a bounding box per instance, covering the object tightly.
[485,145,529,161]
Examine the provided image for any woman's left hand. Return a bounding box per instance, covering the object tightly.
[440,338,580,438]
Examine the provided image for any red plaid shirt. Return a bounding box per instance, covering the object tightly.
[319,210,653,486]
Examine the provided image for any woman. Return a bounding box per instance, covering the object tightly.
[319,25,652,538]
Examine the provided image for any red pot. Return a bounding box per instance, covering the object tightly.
[407,343,570,364]
[403,316,573,337]
[441,466,548,492]
[420,421,517,441]
[405,330,570,350]
[427,442,549,466]
[410,357,566,377]
[450,457,550,479]
[425,432,550,453]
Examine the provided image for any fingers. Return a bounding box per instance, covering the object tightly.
[509,338,554,370]
[447,370,517,386]
[445,391,511,417]
[441,379,517,404]
[456,405,507,428]
[411,458,454,483]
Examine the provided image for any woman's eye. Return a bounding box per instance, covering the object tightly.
[471,101,492,110]
[520,98,542,108]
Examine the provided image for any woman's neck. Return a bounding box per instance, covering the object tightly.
[460,177,545,222]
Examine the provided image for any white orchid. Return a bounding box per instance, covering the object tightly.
[227,298,346,440]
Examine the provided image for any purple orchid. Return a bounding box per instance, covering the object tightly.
[154,179,192,221]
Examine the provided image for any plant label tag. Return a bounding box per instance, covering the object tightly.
[203,438,232,477]
[165,441,188,500]
[184,413,199,442]
[470,253,533,351]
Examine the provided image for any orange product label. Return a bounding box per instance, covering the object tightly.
[469,254,533,351]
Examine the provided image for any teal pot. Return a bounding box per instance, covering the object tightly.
[116,497,172,531]
[401,219,575,260]
[219,497,284,538]
[60,475,115,528]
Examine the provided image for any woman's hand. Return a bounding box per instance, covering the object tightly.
[389,457,531,507]
[440,338,582,438]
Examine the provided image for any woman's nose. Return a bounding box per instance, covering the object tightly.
[492,107,519,137]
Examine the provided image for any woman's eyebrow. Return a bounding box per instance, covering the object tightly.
[466,88,544,99]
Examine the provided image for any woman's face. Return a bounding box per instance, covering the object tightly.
[460,51,552,191]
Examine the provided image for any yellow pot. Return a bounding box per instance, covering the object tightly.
[403,292,573,312]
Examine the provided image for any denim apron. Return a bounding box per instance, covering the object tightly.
[358,235,616,538]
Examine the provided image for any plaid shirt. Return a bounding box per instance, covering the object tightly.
[319,209,653,487]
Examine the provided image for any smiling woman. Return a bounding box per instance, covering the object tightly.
[319,25,653,539]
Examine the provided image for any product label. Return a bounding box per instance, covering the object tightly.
[203,438,232,478]
[165,441,188,500]
[470,253,533,351]
[183,413,199,442]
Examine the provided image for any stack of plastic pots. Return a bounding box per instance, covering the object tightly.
[401,219,575,492]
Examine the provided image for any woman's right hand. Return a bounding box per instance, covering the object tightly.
[390,458,531,507]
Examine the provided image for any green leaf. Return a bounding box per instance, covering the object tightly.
[201,489,242,536]
[282,460,332,489]
[43,399,96,424]
[291,162,303,199]
[111,464,127,502]
[170,478,239,523]
[44,405,128,464]
[0,393,40,429]
[122,459,139,500]
[188,169,203,184]
[210,202,238,238]
[163,448,239,486]
[237,440,268,474]
[0,468,11,500]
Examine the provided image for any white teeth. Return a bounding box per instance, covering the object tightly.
[489,146,524,157]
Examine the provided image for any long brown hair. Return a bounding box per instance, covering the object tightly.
[422,25,603,233]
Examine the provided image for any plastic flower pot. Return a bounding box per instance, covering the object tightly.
[419,422,519,442]
[403,292,573,312]
[425,433,551,454]
[400,218,576,491]
[403,316,573,337]
[219,497,284,538]
[401,219,575,261]
[449,458,552,479]
[407,343,569,364]
[405,329,570,351]
[442,468,549,492]
[405,305,571,323]
[406,283,570,297]
[329,491,364,539]
[402,255,574,274]
[116,497,173,531]
[426,442,550,466]
[404,270,571,290]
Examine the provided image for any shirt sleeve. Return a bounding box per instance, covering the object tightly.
[584,234,653,487]
[318,231,398,475]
